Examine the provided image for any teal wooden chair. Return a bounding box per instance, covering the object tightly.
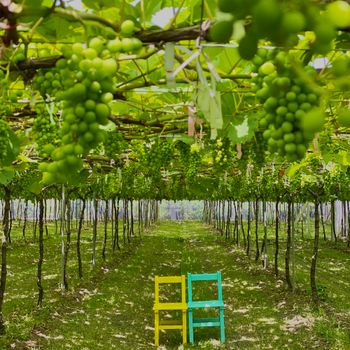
[187,272,225,344]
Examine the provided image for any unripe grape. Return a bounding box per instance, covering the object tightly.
[282,12,306,33]
[301,109,325,133]
[326,1,350,28]
[89,37,104,53]
[120,20,136,36]
[259,61,276,75]
[337,108,350,127]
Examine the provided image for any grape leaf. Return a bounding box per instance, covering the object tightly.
[0,169,15,185]
[36,16,78,41]
[23,0,43,8]
[99,7,120,22]
[82,0,117,10]
[100,121,117,132]
[29,181,43,195]
[111,101,131,115]
[218,81,236,130]
[1,130,20,167]
[226,123,238,144]
[142,0,164,24]
[172,135,195,144]
[225,113,258,144]
[18,154,36,163]
[236,118,249,138]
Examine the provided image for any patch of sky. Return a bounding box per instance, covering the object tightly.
[69,0,178,29]
[310,57,331,69]
[151,7,179,28]
[68,0,84,11]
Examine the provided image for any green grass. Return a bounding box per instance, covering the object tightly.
[215,219,350,349]
[235,220,350,312]
[1,221,350,349]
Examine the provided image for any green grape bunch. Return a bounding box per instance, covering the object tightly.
[252,49,325,161]
[104,131,127,160]
[212,137,234,171]
[37,20,142,184]
[176,141,190,168]
[33,68,63,99]
[157,139,174,168]
[32,108,58,157]
[0,70,23,116]
[142,139,173,178]
[174,140,201,181]
[186,146,202,181]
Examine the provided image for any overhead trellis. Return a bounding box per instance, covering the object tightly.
[0,0,348,193]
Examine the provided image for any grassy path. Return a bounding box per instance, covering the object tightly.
[14,221,347,349]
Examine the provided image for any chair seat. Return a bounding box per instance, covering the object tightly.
[153,302,188,311]
[193,317,221,327]
[159,319,185,330]
[188,300,224,309]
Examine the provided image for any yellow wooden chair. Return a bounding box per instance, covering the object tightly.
[153,275,187,346]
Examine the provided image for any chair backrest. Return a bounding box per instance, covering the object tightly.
[187,272,223,302]
[154,275,186,304]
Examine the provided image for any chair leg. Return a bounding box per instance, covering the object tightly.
[188,308,194,344]
[182,310,187,344]
[154,311,159,346]
[219,308,225,343]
